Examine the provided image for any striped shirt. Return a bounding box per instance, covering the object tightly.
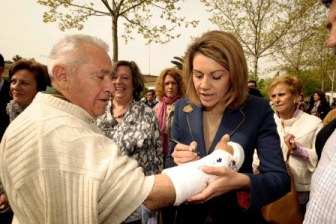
[304,129,336,223]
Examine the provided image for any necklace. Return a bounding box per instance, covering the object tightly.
[111,101,129,119]
[112,111,127,119]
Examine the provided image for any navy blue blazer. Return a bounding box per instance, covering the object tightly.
[165,96,290,209]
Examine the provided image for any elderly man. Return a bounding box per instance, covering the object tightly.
[0,34,244,224]
[304,1,336,223]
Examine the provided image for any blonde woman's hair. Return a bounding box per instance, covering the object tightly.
[268,75,302,97]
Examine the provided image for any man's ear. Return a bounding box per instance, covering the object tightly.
[52,65,69,90]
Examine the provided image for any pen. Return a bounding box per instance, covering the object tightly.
[169,138,198,153]
[169,138,182,145]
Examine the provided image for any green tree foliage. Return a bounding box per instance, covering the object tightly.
[12,55,23,62]
[171,56,184,70]
[260,77,275,98]
[276,20,336,93]
[37,0,199,62]
[271,2,336,93]
[289,70,321,97]
[201,0,320,80]
[273,17,326,74]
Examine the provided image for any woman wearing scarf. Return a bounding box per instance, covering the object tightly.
[154,67,185,224]
[154,67,185,160]
[6,59,50,122]
[1,58,50,224]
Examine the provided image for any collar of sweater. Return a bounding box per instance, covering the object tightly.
[34,92,94,123]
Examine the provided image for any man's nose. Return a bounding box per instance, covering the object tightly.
[104,76,114,92]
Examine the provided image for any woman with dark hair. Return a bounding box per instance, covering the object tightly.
[310,91,330,120]
[95,60,163,224]
[0,58,50,224]
[6,59,50,122]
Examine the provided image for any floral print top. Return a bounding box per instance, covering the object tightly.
[95,100,163,175]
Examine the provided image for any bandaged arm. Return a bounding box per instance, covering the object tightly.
[162,142,244,205]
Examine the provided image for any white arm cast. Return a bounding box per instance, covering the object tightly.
[163,142,244,205]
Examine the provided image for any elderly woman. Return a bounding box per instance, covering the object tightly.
[95,60,163,224]
[268,75,323,214]
[0,58,50,224]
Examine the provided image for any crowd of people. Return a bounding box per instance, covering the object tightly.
[0,0,335,223]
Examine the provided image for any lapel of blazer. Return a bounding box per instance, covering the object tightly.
[208,108,246,153]
[184,105,207,156]
[184,102,246,155]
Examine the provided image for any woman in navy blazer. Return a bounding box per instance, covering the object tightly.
[164,31,290,224]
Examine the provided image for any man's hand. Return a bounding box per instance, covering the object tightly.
[215,134,234,155]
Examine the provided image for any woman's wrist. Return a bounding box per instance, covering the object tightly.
[237,173,250,190]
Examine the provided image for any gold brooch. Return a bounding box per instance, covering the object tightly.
[183,104,193,113]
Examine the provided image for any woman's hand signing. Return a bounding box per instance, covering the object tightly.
[172,141,199,165]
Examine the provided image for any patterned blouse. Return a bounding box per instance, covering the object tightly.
[95,100,163,175]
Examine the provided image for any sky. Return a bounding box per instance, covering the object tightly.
[1,1,217,76]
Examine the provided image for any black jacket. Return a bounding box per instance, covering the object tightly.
[0,79,11,140]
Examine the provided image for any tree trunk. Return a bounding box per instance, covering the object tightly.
[253,56,258,81]
[112,16,118,62]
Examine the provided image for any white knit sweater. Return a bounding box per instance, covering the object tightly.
[0,93,154,224]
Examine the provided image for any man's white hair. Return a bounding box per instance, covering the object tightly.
[47,34,109,78]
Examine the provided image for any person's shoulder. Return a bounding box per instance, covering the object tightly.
[248,88,262,97]
[299,110,322,124]
[175,98,193,111]
[143,102,156,114]
[329,108,336,113]
[241,95,273,115]
[134,100,157,116]
[327,108,336,117]
[130,100,144,112]
[175,98,188,106]
[245,94,268,105]
[152,101,159,111]
[3,78,10,85]
[320,101,331,109]
[0,79,10,93]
